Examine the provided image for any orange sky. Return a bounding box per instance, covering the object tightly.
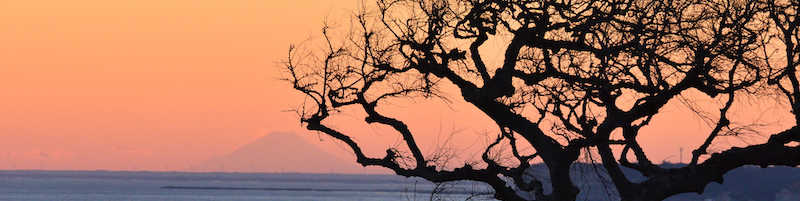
[1,0,795,172]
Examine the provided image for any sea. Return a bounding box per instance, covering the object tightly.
[0,170,496,201]
[2,166,798,201]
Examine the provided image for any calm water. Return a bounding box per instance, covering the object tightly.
[5,167,795,201]
[0,170,495,201]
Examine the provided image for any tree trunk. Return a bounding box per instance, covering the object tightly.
[549,160,579,201]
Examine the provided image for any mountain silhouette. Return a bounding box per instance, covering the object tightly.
[191,132,381,174]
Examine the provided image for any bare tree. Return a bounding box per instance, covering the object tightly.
[284,0,800,200]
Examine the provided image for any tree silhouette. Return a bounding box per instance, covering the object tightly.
[284,0,800,200]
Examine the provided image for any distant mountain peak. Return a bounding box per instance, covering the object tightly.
[190,132,382,174]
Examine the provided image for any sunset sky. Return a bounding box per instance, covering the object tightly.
[1,0,795,173]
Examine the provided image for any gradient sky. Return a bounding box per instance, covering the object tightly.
[1,0,795,172]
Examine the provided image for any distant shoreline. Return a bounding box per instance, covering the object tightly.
[0,169,394,176]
